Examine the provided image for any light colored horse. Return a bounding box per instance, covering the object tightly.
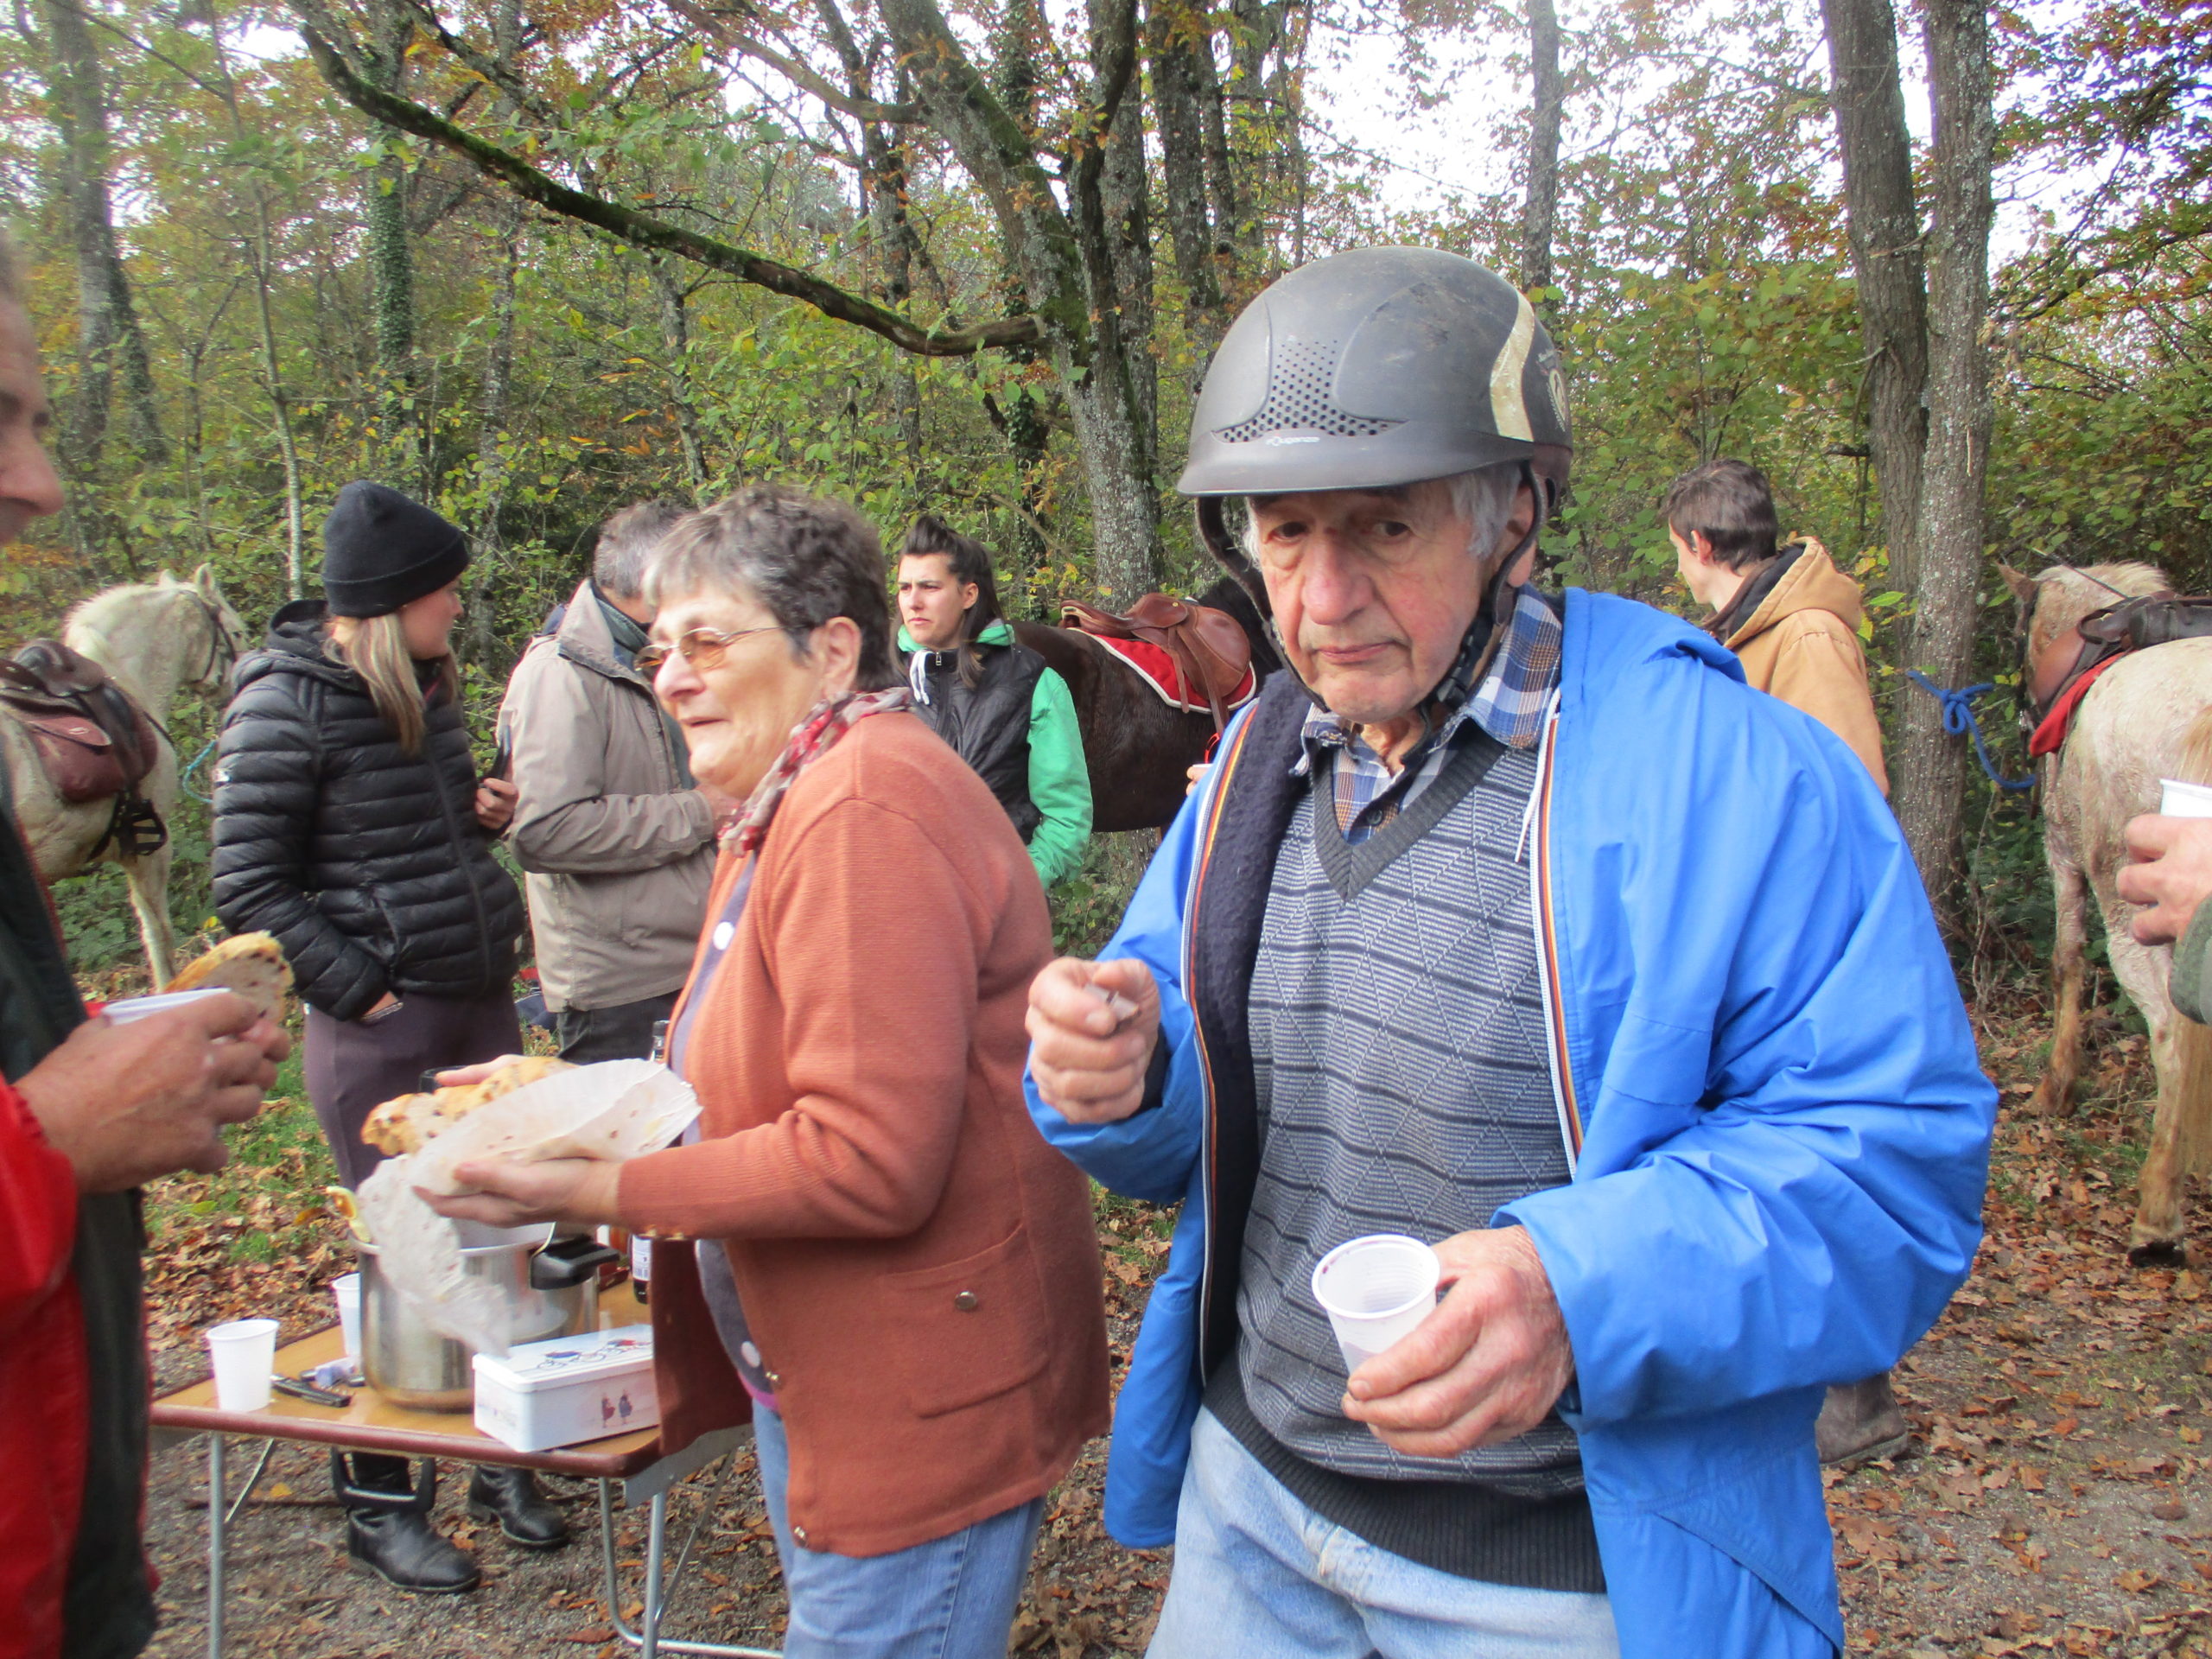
[0,568,246,989]
[2005,560,2212,1261]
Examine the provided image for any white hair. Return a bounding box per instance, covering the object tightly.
[1236,463,1524,567]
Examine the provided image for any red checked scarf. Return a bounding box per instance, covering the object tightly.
[725,686,912,855]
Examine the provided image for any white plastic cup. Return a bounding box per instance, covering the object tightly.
[1310,1234,1441,1374]
[102,988,232,1025]
[2160,779,2212,819]
[331,1274,363,1363]
[204,1318,280,1411]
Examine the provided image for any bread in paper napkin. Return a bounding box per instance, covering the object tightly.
[361,1054,574,1156]
[353,1058,699,1354]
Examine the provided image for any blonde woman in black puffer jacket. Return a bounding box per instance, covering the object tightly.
[210,482,557,1591]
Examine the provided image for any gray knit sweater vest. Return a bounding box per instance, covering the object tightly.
[1208,728,1603,1589]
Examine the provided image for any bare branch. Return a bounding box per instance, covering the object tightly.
[658,0,924,124]
[301,26,1040,356]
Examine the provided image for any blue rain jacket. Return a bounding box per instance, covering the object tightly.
[1026,590,1994,1656]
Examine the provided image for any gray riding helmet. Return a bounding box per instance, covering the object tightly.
[1178,246,1572,508]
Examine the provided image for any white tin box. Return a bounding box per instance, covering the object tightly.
[473,1324,658,1452]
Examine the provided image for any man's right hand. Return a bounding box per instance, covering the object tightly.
[2120,815,2212,945]
[1026,957,1160,1124]
[17,992,288,1193]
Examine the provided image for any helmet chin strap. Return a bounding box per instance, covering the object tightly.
[1427,459,1542,712]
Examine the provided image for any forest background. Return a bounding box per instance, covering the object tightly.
[0,0,2206,986]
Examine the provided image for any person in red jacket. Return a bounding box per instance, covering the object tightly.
[0,238,289,1659]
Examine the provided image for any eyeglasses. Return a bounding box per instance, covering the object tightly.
[635,625,782,677]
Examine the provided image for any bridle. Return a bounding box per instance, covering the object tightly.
[184,590,243,684]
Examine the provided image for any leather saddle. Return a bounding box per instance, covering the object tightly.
[2027,592,2212,718]
[1060,593,1255,731]
[0,639,168,855]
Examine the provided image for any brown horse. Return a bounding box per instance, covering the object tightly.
[2005,560,2212,1261]
[1014,575,1281,832]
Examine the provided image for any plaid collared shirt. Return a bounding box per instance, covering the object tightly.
[1294,586,1563,843]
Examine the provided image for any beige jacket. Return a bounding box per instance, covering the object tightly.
[1721,541,1891,794]
[499,582,716,1010]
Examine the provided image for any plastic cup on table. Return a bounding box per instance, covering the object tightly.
[330,1273,363,1363]
[204,1318,280,1412]
[1310,1234,1442,1376]
[2159,779,2212,819]
[101,988,232,1025]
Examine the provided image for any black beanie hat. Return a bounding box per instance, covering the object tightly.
[320,481,471,618]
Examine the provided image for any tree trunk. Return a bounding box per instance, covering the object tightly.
[1519,0,1564,298]
[647,258,710,493]
[879,0,1159,600]
[35,0,166,470]
[207,8,305,594]
[1819,0,1929,591]
[1150,0,1230,361]
[362,0,420,484]
[1891,0,1994,927]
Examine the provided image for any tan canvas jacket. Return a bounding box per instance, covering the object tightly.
[499,582,716,1010]
[1723,541,1891,795]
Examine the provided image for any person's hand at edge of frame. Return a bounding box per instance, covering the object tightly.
[1340,1224,1575,1459]
[18,991,287,1193]
[2120,814,2212,946]
[1026,956,1160,1126]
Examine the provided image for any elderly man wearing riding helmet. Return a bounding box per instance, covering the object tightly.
[1026,247,1994,1659]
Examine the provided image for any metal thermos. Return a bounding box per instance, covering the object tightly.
[357,1227,619,1411]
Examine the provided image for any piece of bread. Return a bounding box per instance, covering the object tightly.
[359,1054,573,1156]
[168,932,293,1025]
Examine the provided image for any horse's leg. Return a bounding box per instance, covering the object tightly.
[2029,846,2089,1118]
[120,841,176,991]
[2118,930,2199,1263]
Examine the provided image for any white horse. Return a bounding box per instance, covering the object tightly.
[0,568,246,989]
[2005,560,2212,1261]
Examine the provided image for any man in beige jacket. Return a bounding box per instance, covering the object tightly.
[1665,458,1904,1469]
[1666,459,1889,794]
[500,501,720,1062]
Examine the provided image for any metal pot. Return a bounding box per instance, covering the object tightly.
[358,1226,620,1411]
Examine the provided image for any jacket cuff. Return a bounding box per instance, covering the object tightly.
[2177,900,2212,1027]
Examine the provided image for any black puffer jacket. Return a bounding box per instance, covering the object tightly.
[211,599,525,1020]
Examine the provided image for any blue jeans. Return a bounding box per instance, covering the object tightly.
[1147,1408,1619,1659]
[751,1404,1045,1659]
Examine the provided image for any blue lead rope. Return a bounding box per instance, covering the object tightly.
[1903,671,2036,791]
[177,735,219,804]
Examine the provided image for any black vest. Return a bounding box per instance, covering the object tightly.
[905,638,1046,842]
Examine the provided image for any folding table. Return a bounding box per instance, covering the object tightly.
[149,1289,779,1659]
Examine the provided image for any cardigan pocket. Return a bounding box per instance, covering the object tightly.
[877,1224,1052,1420]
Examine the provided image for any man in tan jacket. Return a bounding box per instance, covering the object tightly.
[500,501,720,1062]
[1666,459,1890,794]
[1667,458,1904,1469]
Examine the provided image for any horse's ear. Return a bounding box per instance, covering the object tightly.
[192,563,217,595]
[1999,563,2038,607]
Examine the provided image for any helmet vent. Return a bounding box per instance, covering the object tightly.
[1216,338,1400,442]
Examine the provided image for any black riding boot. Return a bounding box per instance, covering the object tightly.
[467,1465,571,1549]
[332,1452,481,1594]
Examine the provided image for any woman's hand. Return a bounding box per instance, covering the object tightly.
[474,776,518,834]
[420,1156,621,1229]
[429,1054,531,1089]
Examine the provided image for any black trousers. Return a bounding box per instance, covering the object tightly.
[303,988,524,1191]
[554,991,679,1065]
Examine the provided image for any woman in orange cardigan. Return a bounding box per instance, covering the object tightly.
[431,486,1108,1657]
